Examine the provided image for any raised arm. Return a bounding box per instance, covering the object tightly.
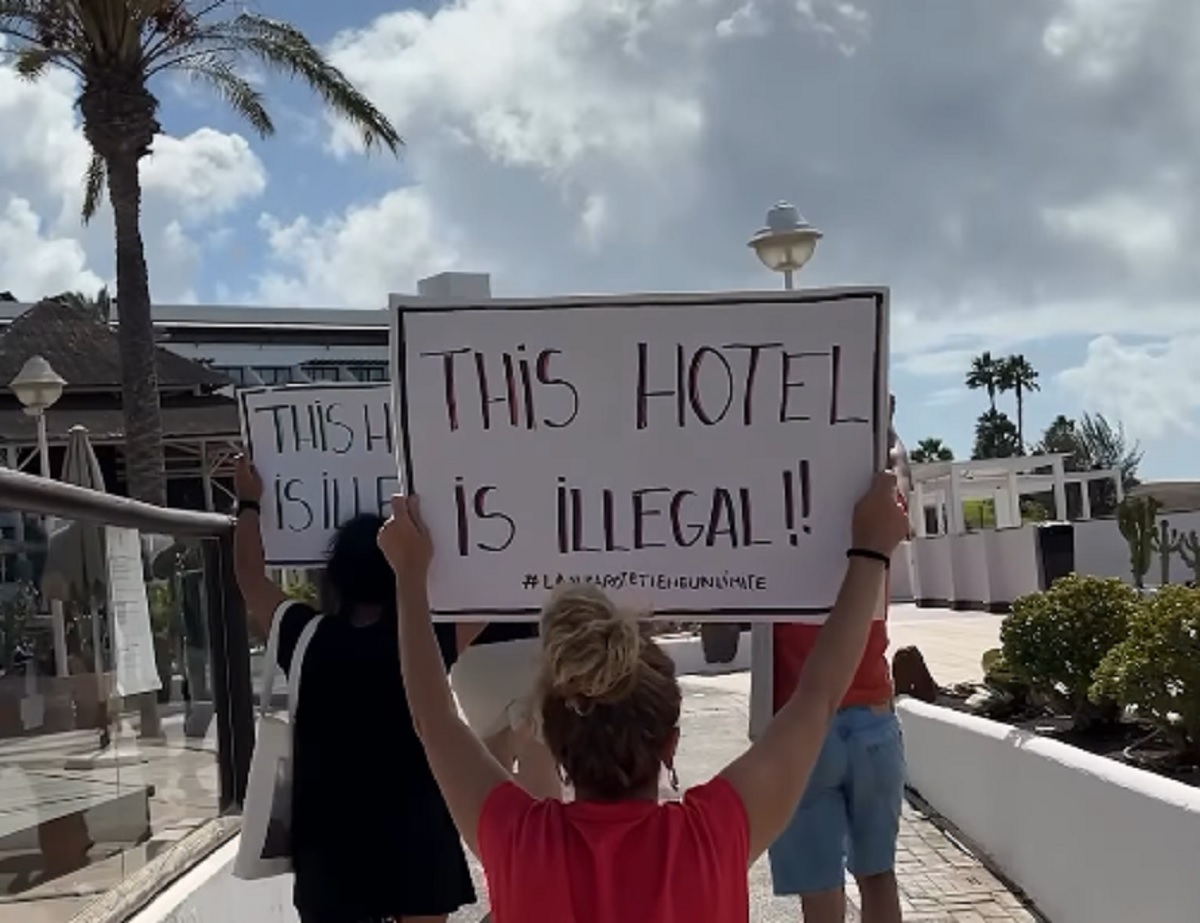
[378,495,510,856]
[719,472,909,862]
[232,455,287,640]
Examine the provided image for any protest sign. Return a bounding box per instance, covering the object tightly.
[239,383,398,565]
[392,288,889,619]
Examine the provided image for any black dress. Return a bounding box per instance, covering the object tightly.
[277,602,476,923]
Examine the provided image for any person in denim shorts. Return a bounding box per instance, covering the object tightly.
[766,406,910,922]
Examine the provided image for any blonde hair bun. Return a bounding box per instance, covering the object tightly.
[540,582,641,710]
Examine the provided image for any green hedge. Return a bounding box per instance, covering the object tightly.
[1093,584,1200,760]
[1001,574,1136,726]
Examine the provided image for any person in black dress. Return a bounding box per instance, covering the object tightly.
[233,456,475,923]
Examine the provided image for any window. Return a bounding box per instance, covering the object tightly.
[302,365,342,382]
[212,365,252,387]
[346,363,388,383]
[252,366,296,386]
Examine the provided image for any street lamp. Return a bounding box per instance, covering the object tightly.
[10,355,66,478]
[748,201,823,290]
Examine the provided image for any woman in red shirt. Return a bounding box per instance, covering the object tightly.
[378,473,909,923]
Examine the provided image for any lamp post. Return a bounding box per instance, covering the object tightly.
[10,355,66,478]
[748,201,823,290]
[10,356,69,683]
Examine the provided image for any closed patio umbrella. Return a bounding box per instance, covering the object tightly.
[41,425,107,632]
[40,426,110,740]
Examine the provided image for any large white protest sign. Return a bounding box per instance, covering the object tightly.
[392,289,889,619]
[239,383,399,565]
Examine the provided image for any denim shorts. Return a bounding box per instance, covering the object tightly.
[768,706,906,895]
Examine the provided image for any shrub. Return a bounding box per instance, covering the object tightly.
[1093,584,1200,761]
[1001,574,1136,724]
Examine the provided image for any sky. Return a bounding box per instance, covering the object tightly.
[0,0,1196,480]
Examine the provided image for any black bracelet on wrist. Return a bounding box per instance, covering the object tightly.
[847,547,890,568]
[236,499,261,516]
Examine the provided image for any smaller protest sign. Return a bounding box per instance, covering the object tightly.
[239,383,399,565]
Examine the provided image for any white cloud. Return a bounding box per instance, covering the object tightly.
[253,188,462,307]
[1041,192,1181,267]
[141,129,267,221]
[0,47,266,302]
[0,198,103,298]
[1059,334,1200,440]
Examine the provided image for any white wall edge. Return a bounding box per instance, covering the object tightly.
[898,699,1200,923]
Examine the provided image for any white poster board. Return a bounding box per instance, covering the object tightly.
[239,383,399,565]
[104,526,161,696]
[393,288,888,620]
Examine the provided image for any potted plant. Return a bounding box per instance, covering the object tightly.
[699,622,740,664]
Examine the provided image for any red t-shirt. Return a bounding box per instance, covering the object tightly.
[478,777,750,923]
[773,489,905,712]
[772,619,892,712]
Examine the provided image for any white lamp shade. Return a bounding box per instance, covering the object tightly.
[10,355,66,412]
[750,232,820,273]
[748,201,823,276]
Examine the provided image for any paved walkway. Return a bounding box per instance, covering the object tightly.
[886,604,1004,687]
[452,661,1040,922]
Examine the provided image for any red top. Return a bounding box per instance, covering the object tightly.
[478,777,750,923]
[773,489,905,711]
[772,619,892,711]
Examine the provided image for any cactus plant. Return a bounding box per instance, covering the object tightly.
[1117,496,1161,588]
[1172,527,1200,584]
[1158,518,1182,586]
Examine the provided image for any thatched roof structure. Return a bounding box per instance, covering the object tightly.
[0,299,237,444]
[0,299,229,392]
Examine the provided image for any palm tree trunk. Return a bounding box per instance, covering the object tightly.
[105,150,165,738]
[106,152,167,508]
[1016,387,1024,452]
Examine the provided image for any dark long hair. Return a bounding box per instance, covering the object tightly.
[320,514,395,616]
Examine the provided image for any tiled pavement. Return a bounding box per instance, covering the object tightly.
[12,606,1035,922]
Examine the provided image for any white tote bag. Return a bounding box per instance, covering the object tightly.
[234,606,322,880]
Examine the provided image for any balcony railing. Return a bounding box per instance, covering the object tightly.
[0,466,252,923]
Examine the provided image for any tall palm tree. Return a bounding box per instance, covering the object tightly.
[909,437,954,463]
[997,354,1039,451]
[965,351,1000,411]
[54,285,114,323]
[1,1,401,505]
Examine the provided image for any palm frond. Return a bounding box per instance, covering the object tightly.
[206,13,401,154]
[180,54,274,136]
[14,45,51,78]
[82,150,106,226]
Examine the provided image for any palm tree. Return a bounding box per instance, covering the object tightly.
[0,1,401,505]
[909,437,954,463]
[972,408,1020,460]
[54,286,114,323]
[965,351,1001,411]
[997,354,1039,451]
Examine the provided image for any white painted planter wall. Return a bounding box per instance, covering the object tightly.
[130,838,297,923]
[949,531,988,609]
[888,541,916,601]
[898,699,1200,923]
[913,534,954,606]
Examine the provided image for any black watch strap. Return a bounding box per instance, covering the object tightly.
[237,499,261,516]
[847,547,890,568]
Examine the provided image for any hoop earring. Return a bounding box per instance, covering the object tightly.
[668,766,679,792]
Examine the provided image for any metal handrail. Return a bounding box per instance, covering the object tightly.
[0,463,254,814]
[0,465,233,536]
